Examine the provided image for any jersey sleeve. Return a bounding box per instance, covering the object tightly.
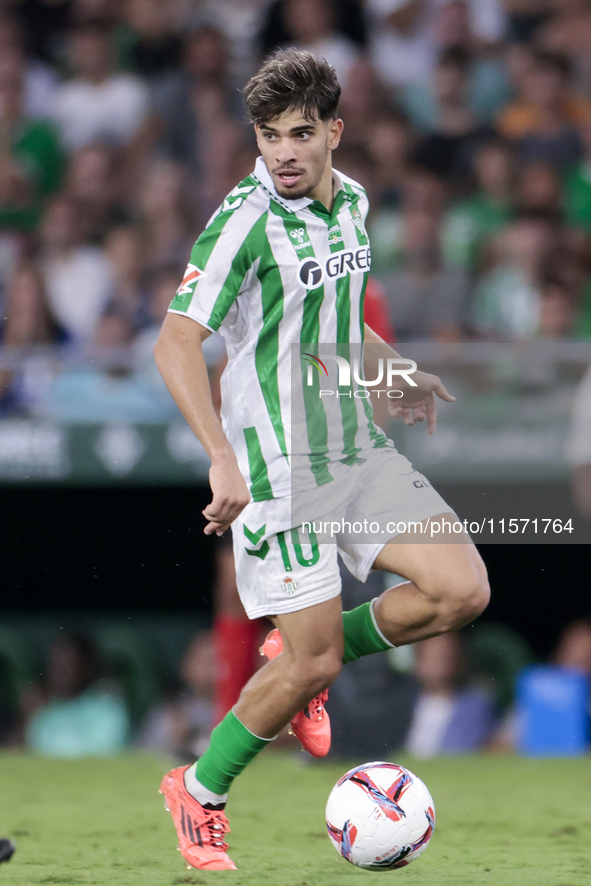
[168,203,262,332]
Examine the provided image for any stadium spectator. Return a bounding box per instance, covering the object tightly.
[64,143,127,242]
[503,0,551,44]
[137,159,196,271]
[0,14,60,120]
[137,630,215,759]
[430,0,510,121]
[367,0,506,90]
[0,261,65,414]
[536,274,583,340]
[563,114,591,233]
[52,23,150,151]
[492,619,591,751]
[554,620,591,672]
[70,0,122,27]
[366,0,437,88]
[369,164,448,276]
[536,0,591,92]
[259,0,367,61]
[365,111,415,209]
[23,633,130,758]
[445,138,514,270]
[104,224,150,328]
[380,209,470,340]
[39,195,114,343]
[338,58,394,149]
[472,209,562,339]
[13,0,73,66]
[515,160,562,213]
[120,0,182,79]
[496,49,588,168]
[405,631,496,757]
[153,26,246,215]
[274,0,361,85]
[42,302,179,422]
[402,28,510,134]
[411,47,495,183]
[0,63,65,233]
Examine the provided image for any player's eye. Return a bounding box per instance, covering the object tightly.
[298,132,312,140]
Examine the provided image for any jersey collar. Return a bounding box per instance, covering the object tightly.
[252,156,349,214]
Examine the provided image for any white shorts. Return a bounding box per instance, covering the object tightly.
[232,447,455,619]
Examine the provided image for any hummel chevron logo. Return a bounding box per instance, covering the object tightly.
[243,523,266,545]
[222,184,256,213]
[243,523,269,560]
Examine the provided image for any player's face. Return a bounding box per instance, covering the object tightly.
[255,109,343,201]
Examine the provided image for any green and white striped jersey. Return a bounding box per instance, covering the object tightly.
[169,157,388,501]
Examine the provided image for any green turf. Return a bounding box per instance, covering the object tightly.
[0,750,589,885]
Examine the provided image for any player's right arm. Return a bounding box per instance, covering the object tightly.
[154,313,250,537]
[154,184,263,533]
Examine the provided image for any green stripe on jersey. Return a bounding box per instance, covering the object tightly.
[332,232,362,465]
[244,427,274,501]
[279,212,333,488]
[254,212,288,462]
[347,200,388,450]
[169,209,233,313]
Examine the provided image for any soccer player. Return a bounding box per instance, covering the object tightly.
[154,49,490,871]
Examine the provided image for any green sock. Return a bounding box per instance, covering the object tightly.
[342,599,393,664]
[195,710,272,795]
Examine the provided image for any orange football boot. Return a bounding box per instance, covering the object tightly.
[159,766,237,871]
[260,628,331,758]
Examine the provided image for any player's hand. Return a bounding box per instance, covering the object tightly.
[203,451,251,536]
[387,370,455,435]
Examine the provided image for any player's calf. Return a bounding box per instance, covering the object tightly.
[374,544,490,644]
[428,566,490,631]
[260,628,334,757]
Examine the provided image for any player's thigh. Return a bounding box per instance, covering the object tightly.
[337,449,461,582]
[373,512,487,600]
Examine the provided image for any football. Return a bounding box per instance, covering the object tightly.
[325,762,435,870]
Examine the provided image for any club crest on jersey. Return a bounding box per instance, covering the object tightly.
[351,208,366,234]
[176,263,206,296]
[289,227,312,251]
[281,575,300,594]
[298,246,371,289]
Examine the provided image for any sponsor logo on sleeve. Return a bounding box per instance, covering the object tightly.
[176,263,206,296]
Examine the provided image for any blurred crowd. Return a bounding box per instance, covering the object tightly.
[1,607,589,759]
[2,0,591,416]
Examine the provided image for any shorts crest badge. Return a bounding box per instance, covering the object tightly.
[280,575,300,594]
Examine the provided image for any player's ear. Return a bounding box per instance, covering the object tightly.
[327,118,344,151]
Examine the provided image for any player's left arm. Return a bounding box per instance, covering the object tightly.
[363,323,455,434]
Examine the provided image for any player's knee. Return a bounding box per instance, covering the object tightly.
[299,650,342,695]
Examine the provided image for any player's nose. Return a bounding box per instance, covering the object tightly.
[275,138,297,164]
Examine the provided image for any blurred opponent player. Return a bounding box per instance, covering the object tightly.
[154,49,490,870]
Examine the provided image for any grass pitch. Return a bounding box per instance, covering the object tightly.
[0,751,589,886]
